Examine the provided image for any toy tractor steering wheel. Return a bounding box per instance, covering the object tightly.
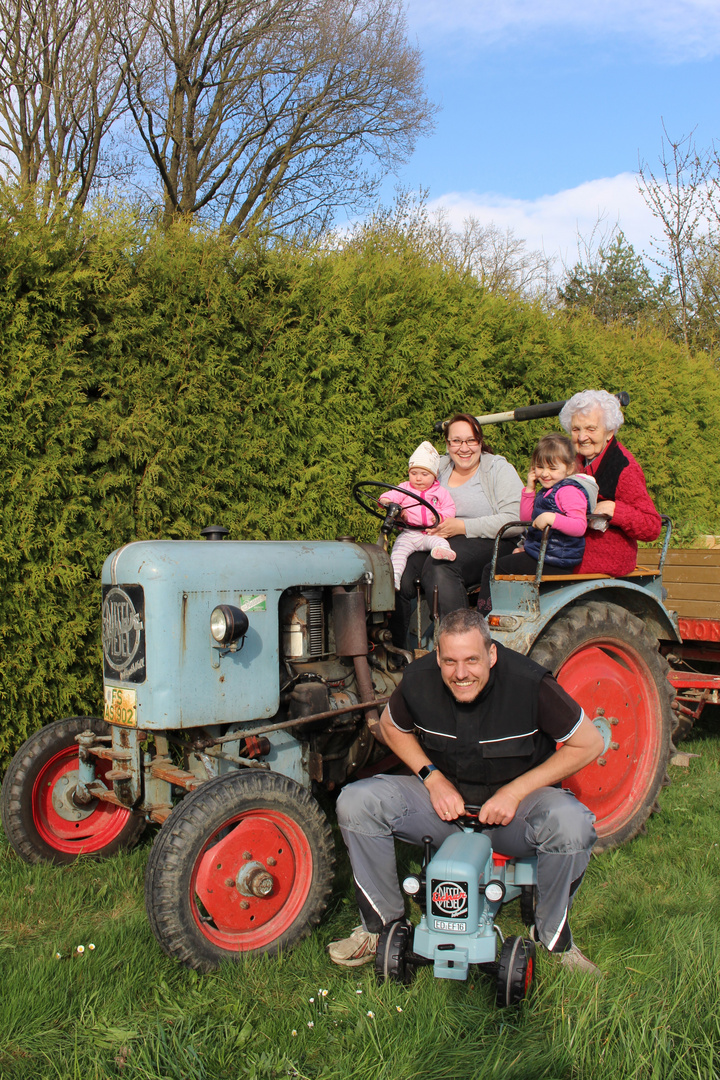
[352,481,441,536]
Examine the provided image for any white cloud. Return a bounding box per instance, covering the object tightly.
[407,0,720,61]
[427,173,661,270]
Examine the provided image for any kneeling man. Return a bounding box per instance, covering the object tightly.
[330,609,604,974]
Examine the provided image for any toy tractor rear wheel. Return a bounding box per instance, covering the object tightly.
[0,716,145,864]
[496,936,535,1007]
[374,918,415,984]
[144,770,334,972]
[530,600,675,851]
[520,885,536,927]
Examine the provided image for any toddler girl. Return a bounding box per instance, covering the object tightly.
[380,441,457,591]
[477,433,598,611]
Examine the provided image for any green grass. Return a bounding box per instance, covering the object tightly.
[2,718,720,1080]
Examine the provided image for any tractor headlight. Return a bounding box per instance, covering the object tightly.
[484,880,506,904]
[402,875,421,896]
[210,604,249,645]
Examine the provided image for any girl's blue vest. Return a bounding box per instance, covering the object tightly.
[524,478,591,567]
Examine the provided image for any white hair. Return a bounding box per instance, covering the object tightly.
[559,390,624,435]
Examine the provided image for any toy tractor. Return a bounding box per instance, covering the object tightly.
[0,395,681,972]
[375,811,537,1008]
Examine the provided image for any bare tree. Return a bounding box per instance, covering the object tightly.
[0,0,150,213]
[638,125,710,346]
[117,0,435,236]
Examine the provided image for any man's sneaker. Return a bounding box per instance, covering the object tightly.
[529,927,601,978]
[556,943,602,977]
[327,926,379,967]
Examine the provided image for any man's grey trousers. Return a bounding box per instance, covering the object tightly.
[336,774,597,951]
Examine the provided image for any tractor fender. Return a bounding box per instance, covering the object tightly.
[490,577,680,656]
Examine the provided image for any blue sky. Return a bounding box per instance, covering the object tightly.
[381,0,718,271]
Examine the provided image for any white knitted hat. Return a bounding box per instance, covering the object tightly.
[408,440,440,477]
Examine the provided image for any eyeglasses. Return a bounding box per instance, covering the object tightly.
[447,438,480,449]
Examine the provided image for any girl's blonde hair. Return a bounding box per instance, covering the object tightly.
[531,433,576,473]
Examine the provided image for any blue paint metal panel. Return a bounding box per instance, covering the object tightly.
[101,540,389,731]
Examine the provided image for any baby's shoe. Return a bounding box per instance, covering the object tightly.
[431,546,456,562]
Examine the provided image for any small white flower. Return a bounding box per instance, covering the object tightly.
[309,997,314,1003]
[396,1006,403,1013]
[320,988,328,997]
[76,945,85,955]
[54,952,61,960]
[291,1030,297,1037]
[307,1021,314,1029]
[356,989,363,994]
[88,944,96,951]
[367,1011,374,1019]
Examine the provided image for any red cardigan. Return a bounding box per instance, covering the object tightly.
[576,438,661,576]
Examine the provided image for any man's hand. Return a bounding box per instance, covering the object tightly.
[425,770,465,821]
[477,785,521,826]
[595,500,615,518]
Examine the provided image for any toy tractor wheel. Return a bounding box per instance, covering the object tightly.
[374,918,415,984]
[144,770,334,972]
[530,600,675,851]
[496,936,535,1008]
[0,716,145,864]
[520,885,536,927]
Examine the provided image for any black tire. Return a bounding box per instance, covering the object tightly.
[530,600,675,851]
[0,716,145,865]
[520,885,536,927]
[496,936,535,1008]
[144,770,334,972]
[374,919,415,984]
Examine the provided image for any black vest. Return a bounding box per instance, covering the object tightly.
[400,644,554,805]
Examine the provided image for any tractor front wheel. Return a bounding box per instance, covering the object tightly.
[530,601,675,851]
[1,716,144,864]
[144,770,334,972]
[496,936,535,1007]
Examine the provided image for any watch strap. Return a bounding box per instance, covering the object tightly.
[418,764,439,783]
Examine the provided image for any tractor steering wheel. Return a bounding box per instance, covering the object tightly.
[352,480,442,534]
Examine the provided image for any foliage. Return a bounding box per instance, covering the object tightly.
[1,719,720,1078]
[1,205,720,759]
[558,231,670,327]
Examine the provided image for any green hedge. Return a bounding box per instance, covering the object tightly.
[1,208,719,762]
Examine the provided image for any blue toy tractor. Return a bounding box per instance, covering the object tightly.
[375,811,537,1008]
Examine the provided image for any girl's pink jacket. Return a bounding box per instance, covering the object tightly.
[380,480,456,529]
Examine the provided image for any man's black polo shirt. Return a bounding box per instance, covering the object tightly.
[387,642,583,804]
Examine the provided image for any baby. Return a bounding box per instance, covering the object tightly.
[380,441,457,591]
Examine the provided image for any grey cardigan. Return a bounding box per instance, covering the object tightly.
[437,452,523,539]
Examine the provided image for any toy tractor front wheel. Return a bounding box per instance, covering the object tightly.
[375,919,415,984]
[144,770,334,972]
[496,936,535,1008]
[530,600,675,851]
[0,716,145,864]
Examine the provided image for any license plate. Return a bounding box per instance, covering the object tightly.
[433,920,466,933]
[104,685,138,727]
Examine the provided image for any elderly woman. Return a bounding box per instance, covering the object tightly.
[390,413,523,646]
[558,389,661,575]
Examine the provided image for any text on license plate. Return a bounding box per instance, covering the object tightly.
[433,920,466,932]
[104,685,137,727]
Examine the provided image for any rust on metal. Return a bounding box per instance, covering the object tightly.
[150,760,203,790]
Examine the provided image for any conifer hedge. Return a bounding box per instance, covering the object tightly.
[1,209,719,762]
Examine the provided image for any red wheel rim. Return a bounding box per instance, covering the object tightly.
[556,639,664,840]
[32,747,132,854]
[190,809,313,951]
[524,955,533,995]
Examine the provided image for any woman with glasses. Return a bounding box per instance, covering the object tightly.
[390,413,523,647]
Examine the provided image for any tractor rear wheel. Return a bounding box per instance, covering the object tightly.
[530,601,675,851]
[0,716,144,864]
[144,770,334,972]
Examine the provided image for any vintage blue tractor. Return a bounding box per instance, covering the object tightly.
[0,397,680,972]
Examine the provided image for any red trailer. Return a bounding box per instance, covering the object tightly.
[645,546,720,732]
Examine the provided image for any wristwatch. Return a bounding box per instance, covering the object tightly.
[418,764,439,783]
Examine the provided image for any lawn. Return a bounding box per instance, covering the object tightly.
[1,714,719,1080]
